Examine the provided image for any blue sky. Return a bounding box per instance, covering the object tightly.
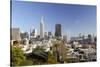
[11,1,96,37]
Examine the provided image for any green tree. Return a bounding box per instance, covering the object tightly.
[11,45,25,66]
[47,52,57,64]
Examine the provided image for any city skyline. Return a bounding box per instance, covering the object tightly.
[11,1,96,37]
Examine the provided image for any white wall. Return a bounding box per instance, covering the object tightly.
[0,0,99,67]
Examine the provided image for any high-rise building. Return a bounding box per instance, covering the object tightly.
[44,32,48,38]
[63,35,67,43]
[48,32,52,38]
[11,28,21,41]
[11,28,21,45]
[48,32,52,36]
[40,16,44,38]
[20,32,29,39]
[30,27,37,38]
[55,24,62,37]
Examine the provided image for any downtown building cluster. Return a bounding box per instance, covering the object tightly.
[11,16,97,64]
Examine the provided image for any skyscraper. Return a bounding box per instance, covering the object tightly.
[48,32,52,38]
[30,27,37,38]
[55,24,62,37]
[40,16,44,38]
[20,32,29,39]
[63,35,67,43]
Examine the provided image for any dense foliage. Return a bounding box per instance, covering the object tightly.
[47,52,57,64]
[11,45,33,66]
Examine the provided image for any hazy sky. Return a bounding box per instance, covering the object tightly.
[11,1,96,37]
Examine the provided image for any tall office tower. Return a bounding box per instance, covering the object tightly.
[40,16,44,38]
[30,26,37,38]
[44,32,48,38]
[91,34,95,43]
[20,32,29,39]
[29,28,31,39]
[79,33,82,38]
[55,24,62,37]
[34,29,37,37]
[48,32,52,36]
[48,32,52,38]
[63,35,67,43]
[11,28,21,41]
[30,28,37,38]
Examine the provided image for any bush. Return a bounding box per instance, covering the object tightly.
[11,46,25,66]
[47,52,57,64]
[20,59,33,66]
[65,58,79,63]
